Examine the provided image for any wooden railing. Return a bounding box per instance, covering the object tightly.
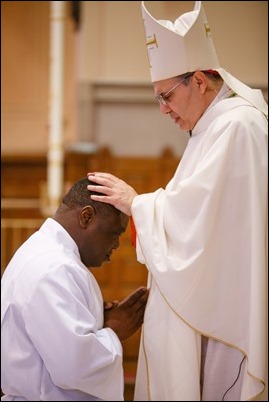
[1,218,45,276]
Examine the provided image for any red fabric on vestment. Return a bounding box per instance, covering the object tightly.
[130,217,136,248]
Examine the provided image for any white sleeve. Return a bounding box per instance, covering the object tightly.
[23,264,124,401]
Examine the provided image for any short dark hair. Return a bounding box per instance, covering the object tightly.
[61,177,120,217]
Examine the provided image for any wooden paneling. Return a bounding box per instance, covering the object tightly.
[1,154,47,199]
[1,219,45,277]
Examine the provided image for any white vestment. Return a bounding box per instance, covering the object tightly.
[133,87,268,401]
[1,218,124,401]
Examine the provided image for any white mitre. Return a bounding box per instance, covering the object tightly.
[141,1,268,116]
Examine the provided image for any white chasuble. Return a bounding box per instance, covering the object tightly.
[133,93,268,401]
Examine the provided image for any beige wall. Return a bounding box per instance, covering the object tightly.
[78,1,268,86]
[1,1,268,157]
[1,1,76,155]
[75,1,268,156]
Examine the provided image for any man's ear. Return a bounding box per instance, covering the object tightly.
[193,71,207,94]
[79,205,95,229]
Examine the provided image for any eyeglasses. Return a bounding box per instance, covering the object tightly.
[155,75,190,106]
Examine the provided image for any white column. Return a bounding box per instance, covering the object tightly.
[47,1,65,214]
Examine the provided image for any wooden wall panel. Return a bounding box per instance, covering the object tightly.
[1,154,47,199]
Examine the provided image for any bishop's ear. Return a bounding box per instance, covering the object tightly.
[79,205,95,228]
[193,71,207,94]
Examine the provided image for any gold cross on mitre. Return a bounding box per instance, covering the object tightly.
[204,23,211,37]
[146,33,158,48]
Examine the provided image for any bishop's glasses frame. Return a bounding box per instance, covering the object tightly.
[155,73,194,106]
